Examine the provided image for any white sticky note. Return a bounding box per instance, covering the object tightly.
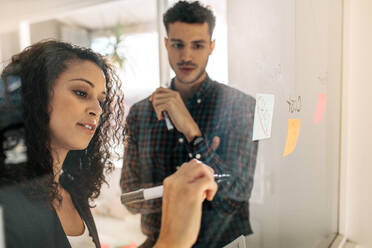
[252,94,275,141]
[223,235,246,248]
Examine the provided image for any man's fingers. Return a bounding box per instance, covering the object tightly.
[153,98,172,108]
[155,104,168,120]
[152,87,180,103]
[149,87,173,102]
[211,136,220,151]
[152,92,175,101]
[151,92,177,120]
[155,87,173,94]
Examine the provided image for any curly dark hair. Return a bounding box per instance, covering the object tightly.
[0,40,125,207]
[163,1,216,38]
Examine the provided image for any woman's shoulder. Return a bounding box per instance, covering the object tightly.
[0,184,55,225]
[0,185,70,248]
[0,184,28,206]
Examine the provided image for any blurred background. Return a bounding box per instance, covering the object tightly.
[0,0,228,247]
[1,0,372,248]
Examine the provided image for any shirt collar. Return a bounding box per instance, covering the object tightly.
[170,74,212,102]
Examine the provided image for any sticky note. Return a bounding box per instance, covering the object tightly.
[283,119,301,157]
[223,235,246,248]
[252,94,275,141]
[314,93,327,124]
[121,242,138,248]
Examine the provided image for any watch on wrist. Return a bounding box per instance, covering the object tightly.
[190,136,204,147]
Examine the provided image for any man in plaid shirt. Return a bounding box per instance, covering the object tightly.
[120,1,258,247]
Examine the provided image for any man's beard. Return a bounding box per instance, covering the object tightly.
[172,59,209,85]
[176,67,205,85]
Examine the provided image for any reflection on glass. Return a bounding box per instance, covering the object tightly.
[120,1,258,247]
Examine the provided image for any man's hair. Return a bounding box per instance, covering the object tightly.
[163,1,216,38]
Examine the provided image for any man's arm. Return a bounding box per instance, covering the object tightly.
[150,87,258,214]
[184,95,258,214]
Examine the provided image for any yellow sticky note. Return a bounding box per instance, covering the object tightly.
[283,119,301,157]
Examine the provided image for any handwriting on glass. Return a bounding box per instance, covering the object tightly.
[287,96,302,113]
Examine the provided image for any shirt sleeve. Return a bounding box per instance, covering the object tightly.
[184,95,258,215]
[120,106,162,215]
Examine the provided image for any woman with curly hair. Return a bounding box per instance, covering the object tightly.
[0,40,217,248]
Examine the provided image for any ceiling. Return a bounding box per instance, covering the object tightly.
[55,0,158,31]
[0,0,158,33]
[0,0,226,34]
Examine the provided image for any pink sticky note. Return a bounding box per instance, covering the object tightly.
[313,93,327,124]
[121,242,138,248]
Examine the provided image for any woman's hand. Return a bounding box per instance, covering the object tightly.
[154,159,218,248]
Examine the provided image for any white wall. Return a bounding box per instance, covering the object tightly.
[0,0,120,34]
[340,0,372,247]
[0,31,19,68]
[30,20,62,44]
[0,0,121,64]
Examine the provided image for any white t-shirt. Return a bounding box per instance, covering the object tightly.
[67,222,95,248]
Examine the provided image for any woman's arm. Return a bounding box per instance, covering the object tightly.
[154,159,218,248]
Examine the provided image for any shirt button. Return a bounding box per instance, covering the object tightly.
[195,154,201,159]
[178,138,184,143]
[188,153,193,158]
[197,99,202,104]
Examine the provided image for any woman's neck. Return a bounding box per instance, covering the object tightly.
[51,147,69,183]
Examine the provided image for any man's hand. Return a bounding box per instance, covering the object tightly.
[154,159,218,248]
[211,136,220,151]
[149,87,201,141]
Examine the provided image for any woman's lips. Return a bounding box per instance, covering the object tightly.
[77,123,96,134]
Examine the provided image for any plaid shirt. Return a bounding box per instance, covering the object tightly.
[120,76,258,248]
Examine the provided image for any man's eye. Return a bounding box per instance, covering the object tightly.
[74,90,87,97]
[172,43,183,49]
[193,44,203,49]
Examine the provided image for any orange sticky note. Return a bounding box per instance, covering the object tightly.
[283,119,301,157]
[314,93,327,124]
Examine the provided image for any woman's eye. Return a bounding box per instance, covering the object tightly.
[74,90,87,97]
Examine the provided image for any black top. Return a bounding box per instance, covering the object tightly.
[0,180,100,248]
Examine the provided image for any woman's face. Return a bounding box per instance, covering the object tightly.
[49,60,107,152]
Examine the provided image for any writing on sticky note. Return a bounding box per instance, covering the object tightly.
[314,93,327,124]
[283,119,301,157]
[252,94,275,141]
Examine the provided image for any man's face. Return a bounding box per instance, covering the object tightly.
[165,21,215,86]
